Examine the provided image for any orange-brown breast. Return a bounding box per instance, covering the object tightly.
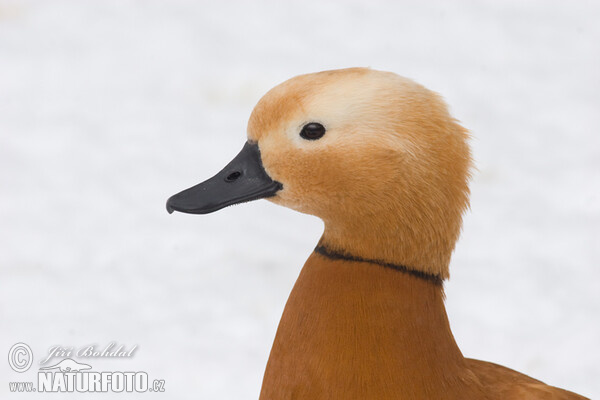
[259,252,589,400]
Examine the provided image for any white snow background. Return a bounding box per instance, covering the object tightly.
[0,0,598,398]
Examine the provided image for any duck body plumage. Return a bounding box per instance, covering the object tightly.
[259,252,586,400]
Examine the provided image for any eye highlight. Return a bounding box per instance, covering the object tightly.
[300,122,326,140]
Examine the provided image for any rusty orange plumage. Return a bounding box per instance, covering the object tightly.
[168,68,587,399]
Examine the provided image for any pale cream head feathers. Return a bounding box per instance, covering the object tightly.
[248,68,471,279]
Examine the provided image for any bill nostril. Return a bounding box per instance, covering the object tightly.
[225,171,242,182]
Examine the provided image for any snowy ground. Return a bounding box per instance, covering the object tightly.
[0,0,598,398]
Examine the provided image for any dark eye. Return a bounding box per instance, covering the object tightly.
[300,122,326,140]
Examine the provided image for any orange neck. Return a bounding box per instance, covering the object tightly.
[259,250,477,399]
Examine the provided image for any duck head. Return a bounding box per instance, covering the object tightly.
[167,68,471,279]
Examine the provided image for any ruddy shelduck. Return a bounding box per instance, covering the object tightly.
[167,68,587,399]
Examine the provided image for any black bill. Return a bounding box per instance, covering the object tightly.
[166,141,282,215]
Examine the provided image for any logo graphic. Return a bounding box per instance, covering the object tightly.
[8,343,33,373]
[7,342,165,393]
[39,358,92,372]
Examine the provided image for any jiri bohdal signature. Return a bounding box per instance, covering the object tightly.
[40,343,137,366]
